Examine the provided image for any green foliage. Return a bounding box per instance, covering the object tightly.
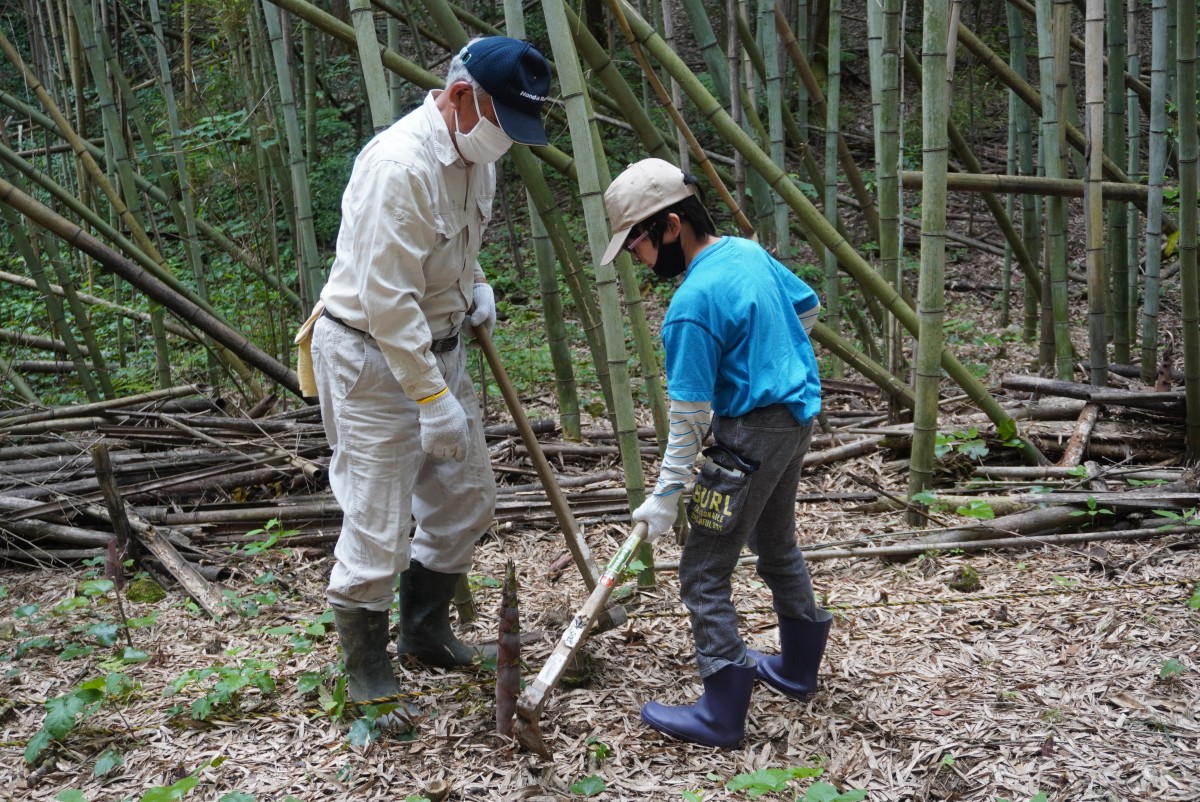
[138,756,225,802]
[1188,585,1200,611]
[468,574,503,590]
[799,783,867,802]
[935,428,989,461]
[307,108,361,246]
[569,775,607,797]
[725,765,823,798]
[996,794,1048,802]
[94,748,125,778]
[262,608,334,655]
[315,669,349,721]
[228,518,299,557]
[164,659,276,721]
[31,687,103,757]
[24,673,134,765]
[1125,477,1169,487]
[220,585,280,618]
[585,735,612,762]
[1152,507,1200,528]
[1159,658,1186,679]
[912,489,947,514]
[956,499,995,520]
[1067,496,1113,527]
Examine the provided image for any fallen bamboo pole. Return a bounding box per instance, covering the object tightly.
[901,170,1152,201]
[1056,404,1101,468]
[0,384,206,429]
[973,465,1182,481]
[652,525,1199,570]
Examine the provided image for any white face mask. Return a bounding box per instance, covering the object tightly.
[454,89,513,164]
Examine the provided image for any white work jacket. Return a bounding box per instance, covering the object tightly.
[321,90,494,401]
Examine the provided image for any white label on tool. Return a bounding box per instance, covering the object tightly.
[562,614,588,648]
[538,652,568,683]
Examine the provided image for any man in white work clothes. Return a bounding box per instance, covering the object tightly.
[307,37,551,730]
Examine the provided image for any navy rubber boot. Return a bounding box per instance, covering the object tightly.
[747,615,832,700]
[397,561,497,668]
[640,658,757,748]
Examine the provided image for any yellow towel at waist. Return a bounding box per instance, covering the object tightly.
[293,300,324,398]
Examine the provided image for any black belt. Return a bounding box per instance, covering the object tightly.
[322,308,459,353]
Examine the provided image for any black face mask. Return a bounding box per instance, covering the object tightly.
[652,238,687,280]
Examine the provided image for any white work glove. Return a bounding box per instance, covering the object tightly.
[417,390,469,462]
[469,283,496,337]
[633,399,713,544]
[632,493,681,543]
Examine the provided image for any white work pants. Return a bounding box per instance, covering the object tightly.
[311,316,496,611]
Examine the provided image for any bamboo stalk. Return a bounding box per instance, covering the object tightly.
[906,0,952,521]
[1054,403,1101,468]
[1007,3,1041,342]
[543,0,654,587]
[1035,0,1075,380]
[262,1,325,307]
[874,0,905,394]
[347,0,393,132]
[1176,0,1200,459]
[1124,5,1143,344]
[1106,0,1131,365]
[823,0,843,378]
[759,0,788,256]
[1084,0,1108,385]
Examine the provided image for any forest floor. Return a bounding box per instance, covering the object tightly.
[2,244,1198,802]
[3,3,1196,801]
[3,66,1199,797]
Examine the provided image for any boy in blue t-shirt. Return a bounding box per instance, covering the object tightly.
[600,158,834,749]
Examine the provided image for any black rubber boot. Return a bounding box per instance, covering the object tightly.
[639,657,757,749]
[397,561,496,668]
[747,614,832,700]
[331,605,419,729]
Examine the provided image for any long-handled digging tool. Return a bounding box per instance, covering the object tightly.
[513,521,647,756]
[472,325,626,633]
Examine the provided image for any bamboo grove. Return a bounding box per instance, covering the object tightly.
[0,0,1197,522]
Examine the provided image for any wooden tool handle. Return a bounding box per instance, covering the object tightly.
[516,523,647,719]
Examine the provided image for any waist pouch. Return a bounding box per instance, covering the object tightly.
[686,444,758,535]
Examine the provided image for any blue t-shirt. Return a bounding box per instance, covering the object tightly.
[662,236,822,423]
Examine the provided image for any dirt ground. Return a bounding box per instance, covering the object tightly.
[3,346,1198,802]
[4,204,1199,801]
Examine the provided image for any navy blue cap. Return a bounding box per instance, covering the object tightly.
[462,37,551,146]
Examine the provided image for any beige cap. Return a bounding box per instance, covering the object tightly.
[600,158,697,265]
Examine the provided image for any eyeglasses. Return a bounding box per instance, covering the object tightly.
[623,230,650,252]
